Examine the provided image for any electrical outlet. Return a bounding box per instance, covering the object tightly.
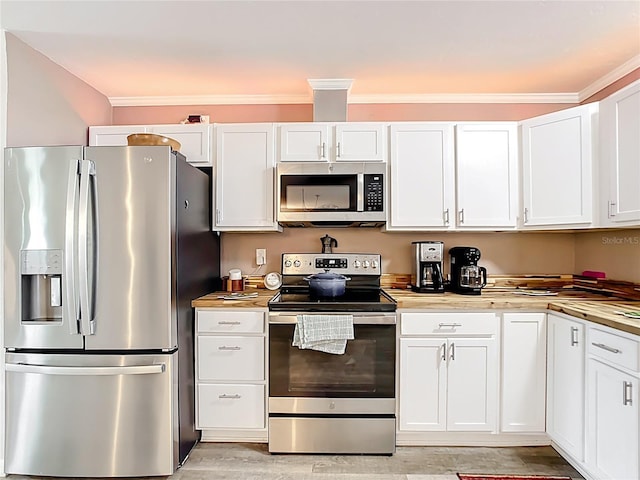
[256,248,266,266]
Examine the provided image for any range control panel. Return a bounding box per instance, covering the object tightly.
[281,253,382,276]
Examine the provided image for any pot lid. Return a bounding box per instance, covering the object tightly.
[306,269,349,280]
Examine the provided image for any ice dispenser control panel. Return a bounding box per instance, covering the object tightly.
[20,249,63,321]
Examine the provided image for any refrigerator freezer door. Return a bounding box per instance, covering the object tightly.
[83,146,176,350]
[4,146,84,349]
[5,352,179,477]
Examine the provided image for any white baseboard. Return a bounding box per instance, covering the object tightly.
[200,430,268,443]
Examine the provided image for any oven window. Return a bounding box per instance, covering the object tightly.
[269,324,395,398]
[280,175,357,212]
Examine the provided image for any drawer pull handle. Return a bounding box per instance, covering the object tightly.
[624,381,633,406]
[218,321,241,325]
[218,346,241,351]
[219,394,241,399]
[439,323,462,328]
[591,342,621,354]
[570,326,579,346]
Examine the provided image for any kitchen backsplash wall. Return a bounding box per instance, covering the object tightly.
[574,229,640,284]
[220,230,576,281]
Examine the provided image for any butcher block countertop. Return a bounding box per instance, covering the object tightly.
[192,288,640,336]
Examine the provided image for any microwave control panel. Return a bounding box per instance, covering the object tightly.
[364,174,384,211]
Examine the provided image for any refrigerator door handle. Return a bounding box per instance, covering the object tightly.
[6,363,165,376]
[65,160,82,334]
[78,159,97,335]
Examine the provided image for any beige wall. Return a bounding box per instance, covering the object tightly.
[5,33,111,146]
[574,229,640,284]
[220,229,576,280]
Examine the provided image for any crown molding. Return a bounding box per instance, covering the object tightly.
[578,54,640,102]
[348,93,580,104]
[109,92,581,106]
[108,94,310,107]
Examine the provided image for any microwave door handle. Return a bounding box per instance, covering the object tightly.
[357,173,364,211]
[65,160,82,334]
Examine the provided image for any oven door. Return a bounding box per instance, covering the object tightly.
[268,313,395,413]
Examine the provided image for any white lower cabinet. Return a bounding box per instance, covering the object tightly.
[398,313,498,435]
[586,325,639,480]
[546,312,586,462]
[195,309,267,441]
[501,313,546,433]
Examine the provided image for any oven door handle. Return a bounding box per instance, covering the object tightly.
[268,313,396,325]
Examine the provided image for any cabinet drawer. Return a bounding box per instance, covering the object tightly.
[401,312,498,336]
[197,336,264,381]
[197,384,265,429]
[197,310,264,334]
[589,327,639,372]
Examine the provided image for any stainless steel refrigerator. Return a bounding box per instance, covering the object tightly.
[3,146,220,477]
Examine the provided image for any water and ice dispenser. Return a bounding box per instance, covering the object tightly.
[20,249,63,322]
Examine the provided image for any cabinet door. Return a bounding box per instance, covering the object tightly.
[547,314,585,461]
[455,123,518,228]
[214,124,280,231]
[501,313,547,433]
[446,337,498,432]
[388,123,455,229]
[600,80,640,225]
[587,359,639,480]
[334,123,385,162]
[279,123,330,162]
[89,125,148,146]
[398,338,447,431]
[521,105,595,226]
[151,124,211,166]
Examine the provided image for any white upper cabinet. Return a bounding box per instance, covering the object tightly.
[520,104,596,227]
[89,123,212,166]
[214,123,281,231]
[89,125,148,146]
[455,123,518,228]
[151,124,211,166]
[278,123,386,162]
[387,123,455,230]
[599,79,640,226]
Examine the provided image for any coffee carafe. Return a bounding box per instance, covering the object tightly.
[448,246,487,295]
[411,241,444,293]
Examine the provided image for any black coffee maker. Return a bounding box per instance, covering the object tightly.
[411,241,444,293]
[448,246,487,295]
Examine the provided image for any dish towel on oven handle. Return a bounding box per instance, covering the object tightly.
[293,314,354,355]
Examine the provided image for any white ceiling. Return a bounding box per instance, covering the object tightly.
[2,0,640,105]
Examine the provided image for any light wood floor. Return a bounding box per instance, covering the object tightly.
[169,442,585,480]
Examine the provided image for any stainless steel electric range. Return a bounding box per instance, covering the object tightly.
[267,253,397,455]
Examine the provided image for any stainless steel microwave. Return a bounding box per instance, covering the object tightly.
[276,162,386,227]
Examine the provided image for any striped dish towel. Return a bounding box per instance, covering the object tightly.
[292,314,354,355]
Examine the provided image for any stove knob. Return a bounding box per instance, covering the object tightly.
[363,260,370,269]
[293,260,301,267]
[284,260,292,268]
[372,260,379,269]
[354,260,361,268]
